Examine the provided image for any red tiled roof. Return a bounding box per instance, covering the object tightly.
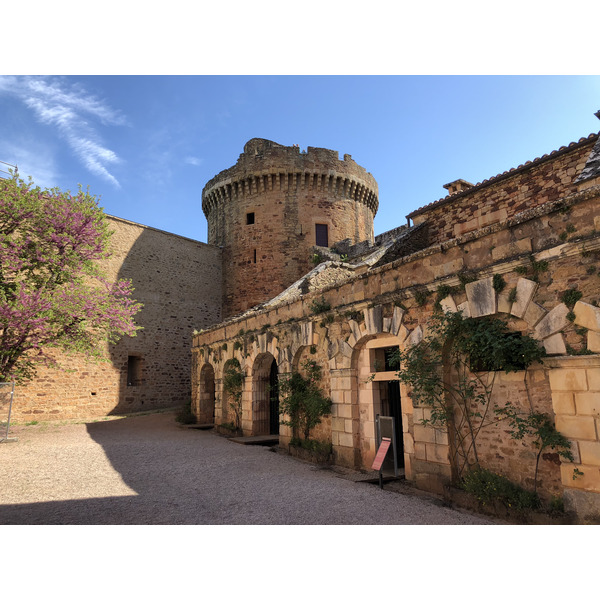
[406,132,599,219]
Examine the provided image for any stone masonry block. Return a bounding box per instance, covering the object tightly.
[301,321,313,347]
[549,368,588,391]
[407,325,423,347]
[497,290,512,314]
[535,303,570,340]
[578,441,600,466]
[551,392,575,415]
[543,333,567,356]
[491,237,532,262]
[574,392,600,416]
[523,302,547,328]
[465,277,496,318]
[574,302,600,332]
[414,441,427,461]
[390,306,405,336]
[588,331,600,353]
[348,319,361,341]
[338,432,353,447]
[363,305,383,335]
[457,301,470,317]
[425,443,449,464]
[561,464,600,493]
[510,278,538,319]
[382,317,391,333]
[440,295,457,313]
[397,324,409,344]
[555,415,597,440]
[588,368,600,391]
[331,417,346,432]
[413,424,436,443]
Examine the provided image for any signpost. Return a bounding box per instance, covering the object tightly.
[371,437,392,489]
[371,415,398,488]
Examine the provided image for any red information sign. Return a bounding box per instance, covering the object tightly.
[371,437,391,471]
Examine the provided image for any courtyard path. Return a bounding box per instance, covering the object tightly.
[0,411,496,525]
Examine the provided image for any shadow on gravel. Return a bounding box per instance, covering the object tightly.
[0,412,496,525]
[1,413,214,525]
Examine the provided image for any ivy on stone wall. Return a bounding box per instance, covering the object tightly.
[393,310,550,482]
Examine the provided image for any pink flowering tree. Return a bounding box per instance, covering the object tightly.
[0,174,142,383]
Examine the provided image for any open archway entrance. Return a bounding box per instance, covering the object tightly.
[353,335,405,472]
[198,363,215,424]
[252,353,279,436]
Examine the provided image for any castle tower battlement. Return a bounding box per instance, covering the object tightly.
[202,138,378,317]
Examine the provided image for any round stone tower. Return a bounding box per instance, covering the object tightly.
[202,138,378,318]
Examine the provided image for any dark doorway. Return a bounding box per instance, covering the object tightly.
[269,360,279,435]
[380,380,404,467]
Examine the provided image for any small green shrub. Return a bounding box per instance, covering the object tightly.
[492,273,506,294]
[414,289,431,307]
[561,288,582,309]
[461,468,540,512]
[309,296,331,315]
[176,402,196,425]
[279,359,332,440]
[344,310,363,322]
[508,287,517,303]
[458,272,477,289]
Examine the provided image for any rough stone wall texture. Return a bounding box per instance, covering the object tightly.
[14,216,222,421]
[409,135,597,245]
[202,139,378,318]
[193,182,600,514]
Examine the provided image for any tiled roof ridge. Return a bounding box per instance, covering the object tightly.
[407,132,599,219]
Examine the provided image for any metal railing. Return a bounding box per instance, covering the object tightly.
[0,159,17,180]
[0,380,18,443]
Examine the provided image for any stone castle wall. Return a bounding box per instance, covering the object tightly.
[13,215,222,421]
[193,175,600,519]
[202,139,378,317]
[409,135,597,245]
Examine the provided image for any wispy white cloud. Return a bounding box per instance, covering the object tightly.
[0,76,125,187]
[184,156,203,166]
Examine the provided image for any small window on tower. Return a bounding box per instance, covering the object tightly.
[315,223,329,247]
[246,212,255,225]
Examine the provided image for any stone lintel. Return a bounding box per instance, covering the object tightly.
[574,301,600,332]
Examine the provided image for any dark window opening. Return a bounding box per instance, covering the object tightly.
[246,212,255,225]
[315,223,328,247]
[127,356,143,386]
[253,249,257,264]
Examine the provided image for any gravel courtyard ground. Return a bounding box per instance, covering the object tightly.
[0,411,497,525]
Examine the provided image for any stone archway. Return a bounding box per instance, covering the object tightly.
[351,333,408,472]
[252,352,279,436]
[197,363,216,425]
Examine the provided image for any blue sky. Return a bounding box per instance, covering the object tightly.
[1,75,599,243]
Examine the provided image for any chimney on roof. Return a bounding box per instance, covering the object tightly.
[443,179,474,196]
